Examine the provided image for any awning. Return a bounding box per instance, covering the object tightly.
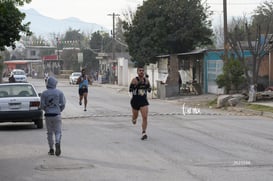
[4,60,28,65]
[177,49,207,56]
[43,55,58,61]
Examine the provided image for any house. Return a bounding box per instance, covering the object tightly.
[155,50,205,98]
[3,45,56,78]
[154,48,269,98]
[42,54,61,75]
[3,59,42,77]
[24,45,55,60]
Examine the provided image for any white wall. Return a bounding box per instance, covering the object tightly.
[117,58,128,86]
[117,59,159,89]
[128,67,137,86]
[146,64,158,89]
[208,85,224,94]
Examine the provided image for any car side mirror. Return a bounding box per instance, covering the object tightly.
[38,93,41,97]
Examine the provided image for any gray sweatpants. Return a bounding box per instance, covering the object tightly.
[45,115,62,149]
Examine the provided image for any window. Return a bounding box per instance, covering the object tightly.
[30,50,36,56]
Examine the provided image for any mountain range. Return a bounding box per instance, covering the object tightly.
[20,8,109,38]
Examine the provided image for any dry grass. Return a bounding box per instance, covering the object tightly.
[245,104,273,113]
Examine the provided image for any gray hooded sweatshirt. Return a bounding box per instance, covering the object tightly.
[41,77,66,116]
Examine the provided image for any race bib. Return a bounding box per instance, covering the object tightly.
[138,89,145,96]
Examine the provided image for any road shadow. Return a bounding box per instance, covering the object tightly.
[0,123,39,131]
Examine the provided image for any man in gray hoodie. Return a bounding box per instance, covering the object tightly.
[41,77,66,156]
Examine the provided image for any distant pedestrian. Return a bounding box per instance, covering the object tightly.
[76,68,92,111]
[44,72,49,83]
[40,77,66,156]
[8,73,16,83]
[129,66,151,140]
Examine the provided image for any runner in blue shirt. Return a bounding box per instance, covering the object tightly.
[76,68,92,111]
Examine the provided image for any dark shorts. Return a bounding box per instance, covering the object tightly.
[130,97,149,110]
[79,87,88,96]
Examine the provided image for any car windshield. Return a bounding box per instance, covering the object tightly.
[0,84,36,97]
[73,73,81,76]
[13,70,25,75]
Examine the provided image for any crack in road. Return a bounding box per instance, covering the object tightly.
[61,112,224,119]
[61,111,255,120]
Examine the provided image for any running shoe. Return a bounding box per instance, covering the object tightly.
[141,133,148,140]
[132,119,136,125]
[84,108,87,111]
[79,101,82,105]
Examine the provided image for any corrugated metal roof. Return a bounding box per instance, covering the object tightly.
[156,49,207,58]
[177,49,207,56]
[156,54,170,58]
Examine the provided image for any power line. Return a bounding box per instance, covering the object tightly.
[209,2,261,6]
[115,39,128,48]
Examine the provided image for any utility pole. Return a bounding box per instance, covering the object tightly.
[108,12,120,84]
[223,0,228,63]
[108,12,120,60]
[56,37,61,72]
[56,37,60,61]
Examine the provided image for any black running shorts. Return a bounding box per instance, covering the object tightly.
[79,87,88,96]
[130,97,149,110]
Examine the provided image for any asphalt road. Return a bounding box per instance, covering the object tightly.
[0,78,273,181]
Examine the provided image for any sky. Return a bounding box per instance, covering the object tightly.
[21,0,265,30]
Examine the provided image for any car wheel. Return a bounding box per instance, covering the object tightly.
[35,119,43,129]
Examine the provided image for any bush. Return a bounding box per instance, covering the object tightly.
[216,57,245,94]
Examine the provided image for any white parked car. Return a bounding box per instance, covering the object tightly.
[69,72,81,84]
[12,69,27,82]
[0,83,43,128]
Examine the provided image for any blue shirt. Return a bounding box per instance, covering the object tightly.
[79,75,89,89]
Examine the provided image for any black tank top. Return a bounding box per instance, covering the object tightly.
[132,77,148,97]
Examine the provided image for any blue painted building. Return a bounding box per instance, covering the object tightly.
[203,49,253,94]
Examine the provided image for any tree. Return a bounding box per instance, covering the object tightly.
[89,31,112,53]
[252,1,273,34]
[82,49,99,74]
[60,29,84,70]
[90,31,104,52]
[0,0,31,83]
[123,0,213,66]
[64,28,84,42]
[115,17,128,52]
[227,2,273,94]
[87,31,111,74]
[0,0,32,50]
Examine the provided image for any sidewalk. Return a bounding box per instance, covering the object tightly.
[251,101,273,108]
